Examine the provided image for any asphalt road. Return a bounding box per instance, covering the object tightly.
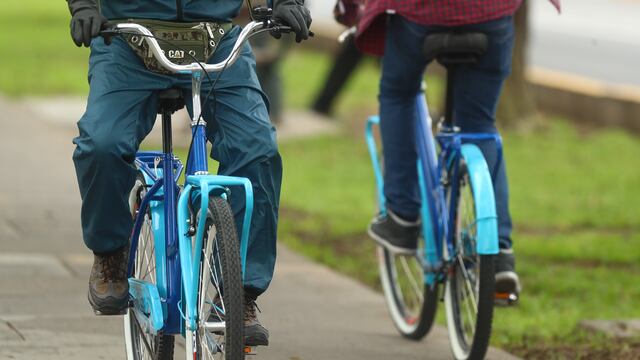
[530,0,640,86]
[309,0,640,87]
[0,97,519,359]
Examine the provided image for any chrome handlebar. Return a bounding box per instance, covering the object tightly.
[111,20,269,74]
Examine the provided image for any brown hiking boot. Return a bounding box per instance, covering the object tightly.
[88,246,129,315]
[244,298,269,347]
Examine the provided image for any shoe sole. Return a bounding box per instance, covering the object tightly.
[244,334,269,347]
[244,331,269,347]
[495,271,522,294]
[244,324,269,347]
[367,226,417,256]
[88,292,128,316]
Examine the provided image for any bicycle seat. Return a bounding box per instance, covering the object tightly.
[157,88,185,114]
[423,32,488,67]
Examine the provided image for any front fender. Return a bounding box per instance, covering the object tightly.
[460,144,499,255]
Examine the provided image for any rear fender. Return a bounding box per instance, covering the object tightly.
[459,144,499,255]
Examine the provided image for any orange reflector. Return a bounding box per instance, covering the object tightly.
[244,347,253,354]
[495,292,510,299]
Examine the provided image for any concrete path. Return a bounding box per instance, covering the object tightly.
[0,97,517,359]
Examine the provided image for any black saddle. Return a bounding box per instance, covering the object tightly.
[157,88,185,114]
[423,32,488,66]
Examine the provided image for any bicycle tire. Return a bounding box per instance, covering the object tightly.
[378,246,439,340]
[124,172,175,360]
[444,162,495,360]
[188,196,244,360]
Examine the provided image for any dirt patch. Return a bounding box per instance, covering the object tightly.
[508,339,640,360]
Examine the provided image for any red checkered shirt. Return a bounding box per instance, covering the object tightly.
[351,0,561,56]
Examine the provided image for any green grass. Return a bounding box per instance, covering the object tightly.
[507,121,640,229]
[276,52,640,354]
[277,122,640,354]
[0,1,90,96]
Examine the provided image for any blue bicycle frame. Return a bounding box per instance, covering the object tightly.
[366,92,500,286]
[126,70,254,335]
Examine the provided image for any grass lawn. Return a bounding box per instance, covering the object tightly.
[277,122,640,358]
[0,1,90,96]
[5,2,640,357]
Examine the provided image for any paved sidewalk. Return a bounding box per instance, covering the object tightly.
[0,97,518,360]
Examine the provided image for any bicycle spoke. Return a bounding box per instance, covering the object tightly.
[142,239,156,282]
[457,255,478,308]
[399,256,424,306]
[196,224,226,360]
[132,311,156,359]
[456,270,476,343]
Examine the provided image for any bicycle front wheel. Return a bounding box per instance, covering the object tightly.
[124,173,175,360]
[444,162,495,360]
[186,196,244,360]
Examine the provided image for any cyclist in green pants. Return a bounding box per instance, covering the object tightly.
[67,0,311,346]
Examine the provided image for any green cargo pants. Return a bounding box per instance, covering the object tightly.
[72,26,281,297]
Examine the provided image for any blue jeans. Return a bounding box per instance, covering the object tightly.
[379,15,515,249]
[73,26,280,297]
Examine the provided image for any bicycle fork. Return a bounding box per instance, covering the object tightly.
[177,71,255,333]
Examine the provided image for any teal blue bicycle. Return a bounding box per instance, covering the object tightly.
[366,32,501,360]
[99,14,293,360]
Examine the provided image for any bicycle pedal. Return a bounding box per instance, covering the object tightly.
[244,347,257,355]
[494,292,518,306]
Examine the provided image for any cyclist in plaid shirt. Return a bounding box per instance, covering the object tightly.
[336,0,561,301]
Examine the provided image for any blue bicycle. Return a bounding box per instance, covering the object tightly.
[100,16,290,360]
[366,32,501,360]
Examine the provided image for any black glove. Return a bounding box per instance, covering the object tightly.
[272,0,312,43]
[67,0,109,47]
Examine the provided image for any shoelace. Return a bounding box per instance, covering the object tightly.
[244,298,261,322]
[98,249,127,282]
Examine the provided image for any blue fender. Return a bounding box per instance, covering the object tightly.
[177,174,254,331]
[459,144,499,255]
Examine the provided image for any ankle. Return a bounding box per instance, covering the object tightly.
[388,209,420,226]
[93,245,127,257]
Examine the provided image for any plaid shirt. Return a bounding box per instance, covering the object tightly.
[351,0,561,56]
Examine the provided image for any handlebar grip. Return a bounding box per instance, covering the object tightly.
[269,24,315,38]
[99,26,120,45]
[99,28,120,37]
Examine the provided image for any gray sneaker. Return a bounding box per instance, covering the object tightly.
[244,298,269,347]
[368,210,420,255]
[88,246,129,315]
[494,248,521,305]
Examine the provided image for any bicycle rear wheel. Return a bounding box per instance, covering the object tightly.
[187,196,244,360]
[124,173,174,360]
[444,162,495,360]
[378,241,438,339]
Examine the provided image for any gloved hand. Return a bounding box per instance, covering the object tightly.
[67,0,110,47]
[272,0,312,43]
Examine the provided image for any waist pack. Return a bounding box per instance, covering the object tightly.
[114,19,233,74]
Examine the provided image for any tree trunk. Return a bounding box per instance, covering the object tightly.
[496,0,538,129]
